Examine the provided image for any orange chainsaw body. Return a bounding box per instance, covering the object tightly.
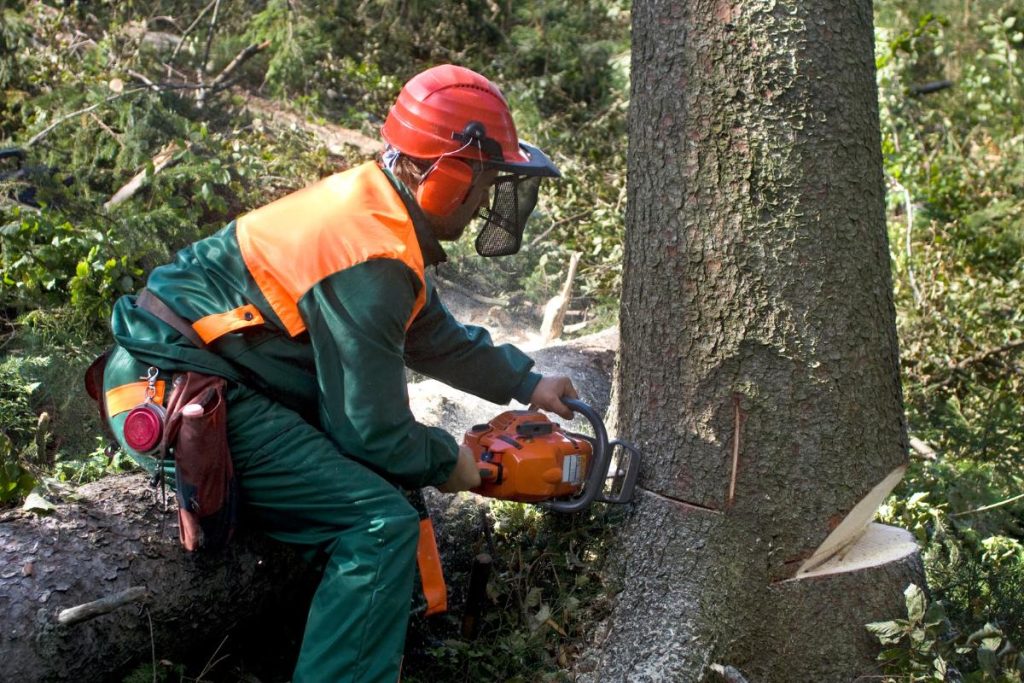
[465,410,592,502]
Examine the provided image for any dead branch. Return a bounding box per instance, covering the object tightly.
[104,141,185,210]
[239,91,383,156]
[951,492,1024,518]
[88,111,124,146]
[527,210,589,249]
[57,586,148,626]
[201,0,222,77]
[910,80,954,96]
[196,40,271,109]
[540,252,581,343]
[909,436,937,461]
[951,339,1024,371]
[563,318,593,334]
[926,339,1024,385]
[168,0,218,67]
[128,68,161,92]
[886,173,921,307]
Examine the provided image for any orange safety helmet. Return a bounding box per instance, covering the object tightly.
[381,64,560,256]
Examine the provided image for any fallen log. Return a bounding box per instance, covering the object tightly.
[0,329,618,680]
[0,475,305,682]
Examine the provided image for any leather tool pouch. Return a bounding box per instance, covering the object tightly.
[162,372,239,552]
[84,349,113,438]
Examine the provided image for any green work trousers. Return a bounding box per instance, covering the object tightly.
[104,346,418,682]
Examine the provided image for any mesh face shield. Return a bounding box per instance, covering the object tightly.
[474,174,543,257]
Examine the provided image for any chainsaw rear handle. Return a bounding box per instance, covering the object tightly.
[546,397,610,513]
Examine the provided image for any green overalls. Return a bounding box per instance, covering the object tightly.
[102,162,540,682]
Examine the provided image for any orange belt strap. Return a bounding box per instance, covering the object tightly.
[416,518,447,616]
[105,380,167,416]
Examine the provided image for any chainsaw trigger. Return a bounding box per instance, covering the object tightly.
[478,461,503,484]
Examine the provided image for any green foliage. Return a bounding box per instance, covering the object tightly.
[53,438,137,486]
[868,584,1024,682]
[243,0,329,100]
[877,461,1024,678]
[403,501,621,682]
[0,431,36,506]
[867,584,953,680]
[874,5,1024,677]
[0,354,45,448]
[0,354,51,505]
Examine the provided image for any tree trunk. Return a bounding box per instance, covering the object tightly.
[586,1,921,680]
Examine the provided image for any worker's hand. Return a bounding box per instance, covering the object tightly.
[529,375,578,420]
[437,445,482,493]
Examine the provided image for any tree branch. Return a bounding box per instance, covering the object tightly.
[910,80,954,96]
[25,89,146,147]
[527,210,589,249]
[201,0,222,77]
[926,339,1024,386]
[128,68,161,92]
[196,40,271,108]
[57,586,149,626]
[104,141,185,210]
[168,0,218,67]
[886,173,921,307]
[951,492,1024,518]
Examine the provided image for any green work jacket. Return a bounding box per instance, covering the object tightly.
[109,162,540,489]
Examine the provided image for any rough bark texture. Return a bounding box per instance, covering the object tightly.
[0,330,616,680]
[0,475,307,682]
[588,0,917,679]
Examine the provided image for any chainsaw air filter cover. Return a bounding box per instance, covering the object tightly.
[465,410,592,503]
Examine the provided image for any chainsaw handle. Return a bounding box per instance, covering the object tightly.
[546,398,610,513]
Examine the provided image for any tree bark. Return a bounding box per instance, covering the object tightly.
[587,0,920,680]
[0,475,306,682]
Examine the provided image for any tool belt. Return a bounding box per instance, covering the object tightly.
[85,289,238,552]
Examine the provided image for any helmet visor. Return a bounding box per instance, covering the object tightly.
[474,174,542,257]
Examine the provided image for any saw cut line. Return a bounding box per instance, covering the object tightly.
[640,487,724,514]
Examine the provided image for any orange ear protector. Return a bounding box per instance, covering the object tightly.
[416,157,475,216]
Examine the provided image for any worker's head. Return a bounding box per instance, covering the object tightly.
[381,64,560,255]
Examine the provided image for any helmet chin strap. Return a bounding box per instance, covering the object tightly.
[381,146,401,171]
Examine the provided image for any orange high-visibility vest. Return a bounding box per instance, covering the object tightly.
[236,162,428,337]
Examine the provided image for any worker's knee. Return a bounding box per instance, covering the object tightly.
[368,491,420,551]
[390,501,421,550]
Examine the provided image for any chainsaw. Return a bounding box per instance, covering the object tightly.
[464,398,640,513]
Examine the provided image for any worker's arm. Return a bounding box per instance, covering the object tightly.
[403,277,542,405]
[299,259,459,489]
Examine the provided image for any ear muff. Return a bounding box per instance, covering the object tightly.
[416,158,475,217]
